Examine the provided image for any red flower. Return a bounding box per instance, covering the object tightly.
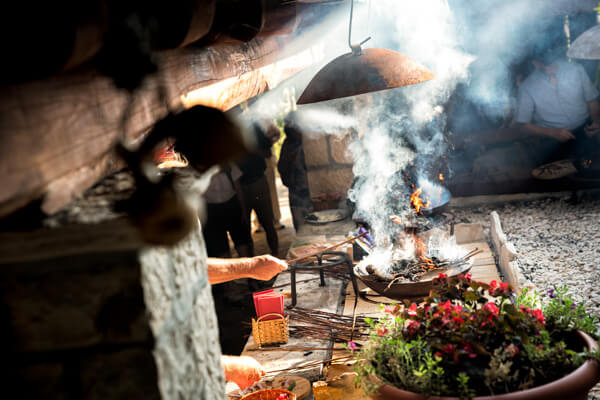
[435,351,444,358]
[440,300,452,313]
[408,303,418,316]
[532,309,545,324]
[377,327,388,337]
[407,320,421,334]
[464,272,472,282]
[452,316,464,325]
[438,272,447,280]
[442,344,454,355]
[499,282,509,291]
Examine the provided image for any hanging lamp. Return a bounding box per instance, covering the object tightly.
[297,0,435,105]
[567,24,600,60]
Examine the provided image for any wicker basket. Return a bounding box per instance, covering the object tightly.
[251,313,289,347]
[240,388,296,400]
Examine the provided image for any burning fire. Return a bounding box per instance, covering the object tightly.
[410,187,431,214]
[415,236,435,269]
[439,173,444,181]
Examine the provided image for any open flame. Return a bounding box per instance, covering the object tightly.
[439,173,444,181]
[410,187,431,214]
[415,236,435,269]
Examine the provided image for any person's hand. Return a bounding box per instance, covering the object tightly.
[266,124,281,144]
[585,121,600,137]
[548,128,575,142]
[222,355,265,390]
[246,255,288,280]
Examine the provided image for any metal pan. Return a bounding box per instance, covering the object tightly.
[353,258,472,300]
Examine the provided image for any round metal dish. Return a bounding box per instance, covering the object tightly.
[304,209,349,225]
[353,259,472,300]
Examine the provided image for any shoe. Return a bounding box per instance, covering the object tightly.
[531,159,577,180]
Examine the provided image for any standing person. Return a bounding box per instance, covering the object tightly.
[516,44,600,175]
[203,165,253,258]
[264,122,284,230]
[278,112,312,231]
[237,123,279,257]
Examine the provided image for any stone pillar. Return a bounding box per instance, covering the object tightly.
[302,131,354,208]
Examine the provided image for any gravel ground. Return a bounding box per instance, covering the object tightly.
[451,192,600,399]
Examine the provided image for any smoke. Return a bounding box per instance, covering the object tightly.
[344,0,473,243]
[239,0,595,247]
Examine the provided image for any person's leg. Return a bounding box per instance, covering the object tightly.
[223,195,254,257]
[251,176,279,257]
[265,156,282,226]
[203,202,232,258]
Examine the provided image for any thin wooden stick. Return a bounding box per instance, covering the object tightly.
[264,355,354,374]
[287,231,368,264]
[246,346,349,352]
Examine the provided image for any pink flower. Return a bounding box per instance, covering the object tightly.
[506,344,519,357]
[482,302,499,315]
[464,273,472,282]
[463,343,477,358]
[452,304,463,313]
[438,272,448,280]
[347,341,357,351]
[440,300,452,313]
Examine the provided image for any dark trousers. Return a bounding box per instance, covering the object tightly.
[203,196,253,258]
[241,175,279,257]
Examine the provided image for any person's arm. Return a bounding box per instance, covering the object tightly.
[207,255,287,284]
[520,123,575,142]
[221,355,265,390]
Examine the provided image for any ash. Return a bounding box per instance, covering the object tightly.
[451,193,600,400]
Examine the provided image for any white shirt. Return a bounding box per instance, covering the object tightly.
[203,165,242,204]
[516,60,599,130]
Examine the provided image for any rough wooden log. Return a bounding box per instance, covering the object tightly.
[0,218,146,264]
[0,36,305,220]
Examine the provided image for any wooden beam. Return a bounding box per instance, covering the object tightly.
[0,36,300,219]
[0,218,146,264]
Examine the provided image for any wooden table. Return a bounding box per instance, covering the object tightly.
[236,221,504,399]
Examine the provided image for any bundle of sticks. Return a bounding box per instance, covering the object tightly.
[287,307,373,343]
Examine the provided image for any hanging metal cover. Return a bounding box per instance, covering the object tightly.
[297,47,435,104]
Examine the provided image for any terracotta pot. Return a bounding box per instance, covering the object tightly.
[373,331,600,400]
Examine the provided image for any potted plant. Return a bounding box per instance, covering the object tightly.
[350,273,600,399]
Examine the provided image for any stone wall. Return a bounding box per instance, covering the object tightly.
[0,250,160,399]
[0,219,222,399]
[302,131,354,204]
